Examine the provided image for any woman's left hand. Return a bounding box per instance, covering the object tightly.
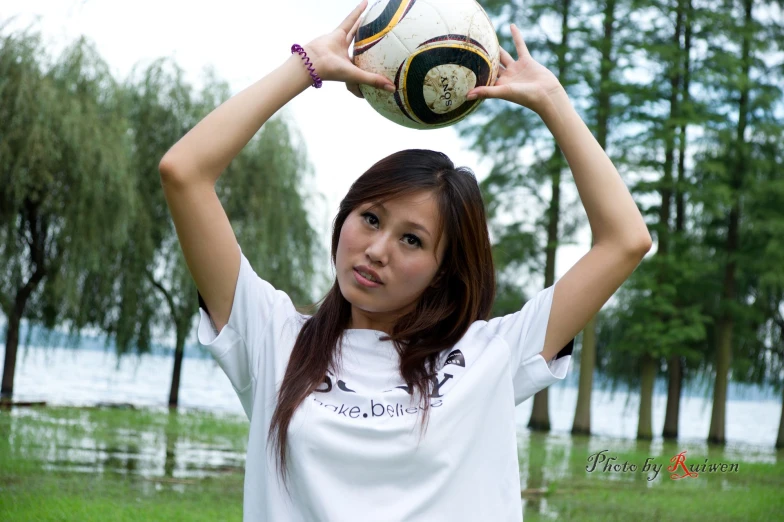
[466,24,564,114]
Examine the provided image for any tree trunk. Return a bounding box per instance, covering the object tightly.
[637,353,656,440]
[708,317,733,444]
[528,389,550,431]
[776,385,784,449]
[529,147,563,432]
[165,410,180,477]
[147,269,188,410]
[572,0,615,438]
[168,330,186,408]
[572,315,595,435]
[1,310,22,402]
[2,201,48,401]
[709,0,751,446]
[708,205,740,445]
[528,0,571,433]
[662,354,682,439]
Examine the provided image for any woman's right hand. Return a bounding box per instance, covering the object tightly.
[302,0,396,97]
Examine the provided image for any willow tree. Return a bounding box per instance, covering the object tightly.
[112,58,203,408]
[120,62,323,408]
[0,31,137,400]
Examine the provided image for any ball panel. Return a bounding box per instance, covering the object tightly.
[422,65,477,114]
[398,42,491,126]
[354,29,410,83]
[386,0,448,54]
[420,0,498,52]
[355,0,416,56]
[357,34,425,128]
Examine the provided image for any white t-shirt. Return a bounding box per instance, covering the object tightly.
[197,246,572,522]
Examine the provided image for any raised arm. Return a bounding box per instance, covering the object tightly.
[158,0,394,331]
[467,24,653,362]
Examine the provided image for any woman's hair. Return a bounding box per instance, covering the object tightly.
[267,149,496,492]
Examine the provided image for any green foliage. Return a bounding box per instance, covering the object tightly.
[0,29,138,334]
[222,116,324,308]
[471,0,784,414]
[0,25,323,403]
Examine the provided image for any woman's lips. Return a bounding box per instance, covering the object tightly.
[354,268,382,288]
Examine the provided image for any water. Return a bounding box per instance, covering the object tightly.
[5,345,781,521]
[8,345,782,449]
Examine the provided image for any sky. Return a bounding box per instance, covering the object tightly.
[4,0,591,296]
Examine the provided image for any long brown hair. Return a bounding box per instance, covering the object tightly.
[267,149,496,492]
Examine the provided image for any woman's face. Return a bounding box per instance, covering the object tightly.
[336,190,448,334]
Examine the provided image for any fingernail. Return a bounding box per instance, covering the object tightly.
[384,84,396,93]
[466,93,477,100]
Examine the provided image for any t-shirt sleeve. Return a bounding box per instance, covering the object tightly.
[195,243,299,419]
[482,282,573,406]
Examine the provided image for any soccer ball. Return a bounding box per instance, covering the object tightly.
[352,0,500,130]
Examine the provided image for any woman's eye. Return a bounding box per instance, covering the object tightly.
[361,212,422,248]
[404,235,422,247]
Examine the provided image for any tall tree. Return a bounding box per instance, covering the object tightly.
[119,63,324,408]
[463,0,584,432]
[700,0,758,444]
[118,59,204,408]
[638,0,694,440]
[662,0,696,440]
[572,0,623,436]
[0,31,138,400]
[724,48,784,448]
[591,0,714,440]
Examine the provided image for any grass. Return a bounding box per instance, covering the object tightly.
[1,405,782,521]
[520,431,784,521]
[0,406,246,521]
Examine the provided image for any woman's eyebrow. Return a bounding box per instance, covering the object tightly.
[372,202,432,238]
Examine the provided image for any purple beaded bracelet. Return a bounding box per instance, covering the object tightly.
[291,44,323,89]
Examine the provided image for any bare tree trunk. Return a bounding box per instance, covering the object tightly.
[2,201,47,400]
[709,318,733,444]
[168,331,186,408]
[529,148,562,432]
[637,353,656,440]
[1,310,22,401]
[708,203,740,445]
[662,354,682,439]
[572,315,594,435]
[165,410,180,477]
[775,385,784,450]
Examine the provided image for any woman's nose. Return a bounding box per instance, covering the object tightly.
[365,234,391,264]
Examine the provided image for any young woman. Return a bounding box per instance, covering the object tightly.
[159,1,652,520]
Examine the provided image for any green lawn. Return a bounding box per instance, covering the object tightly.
[1,406,782,521]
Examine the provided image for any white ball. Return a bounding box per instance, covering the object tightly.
[352,0,500,130]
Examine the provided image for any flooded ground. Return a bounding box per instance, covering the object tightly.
[4,349,783,522]
[2,406,247,486]
[2,403,782,522]
[11,345,782,449]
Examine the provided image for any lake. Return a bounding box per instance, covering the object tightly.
[8,345,781,452]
